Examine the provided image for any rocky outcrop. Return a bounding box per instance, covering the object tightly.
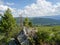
[9,27,37,45]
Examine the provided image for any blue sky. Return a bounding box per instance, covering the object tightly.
[0,0,60,17]
[47,0,60,3]
[3,0,60,9]
[3,0,36,9]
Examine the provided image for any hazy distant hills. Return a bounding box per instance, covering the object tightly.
[15,17,60,25]
[0,16,60,25]
[42,15,60,20]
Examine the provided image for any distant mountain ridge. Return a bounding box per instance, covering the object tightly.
[15,17,60,25]
[1,15,60,25]
[42,15,60,20]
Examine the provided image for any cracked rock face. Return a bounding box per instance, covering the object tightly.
[17,29,30,45]
[9,27,37,45]
[9,40,17,45]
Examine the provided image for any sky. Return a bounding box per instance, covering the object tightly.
[0,0,60,17]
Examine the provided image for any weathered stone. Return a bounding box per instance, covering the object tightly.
[9,40,17,45]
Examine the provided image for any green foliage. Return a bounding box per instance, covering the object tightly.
[0,8,20,44]
[37,27,51,42]
[35,26,60,45]
[28,21,33,27]
[23,17,29,27]
[23,17,32,27]
[52,26,60,41]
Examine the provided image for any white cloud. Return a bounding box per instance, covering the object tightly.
[18,0,60,17]
[0,5,8,11]
[0,0,60,17]
[0,0,16,16]
[6,2,14,6]
[0,5,15,12]
[0,5,16,17]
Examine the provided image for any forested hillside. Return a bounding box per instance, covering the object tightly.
[15,17,60,25]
